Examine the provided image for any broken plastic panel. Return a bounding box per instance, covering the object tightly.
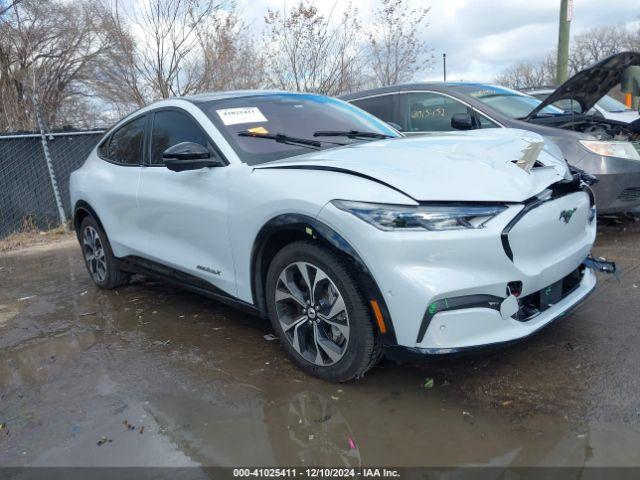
[583,256,617,275]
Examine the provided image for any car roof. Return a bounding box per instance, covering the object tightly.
[519,87,561,97]
[339,82,500,100]
[181,90,316,103]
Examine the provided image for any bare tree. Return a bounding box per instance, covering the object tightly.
[625,23,640,51]
[496,24,639,90]
[569,25,631,73]
[0,0,20,17]
[264,1,363,96]
[195,4,267,91]
[136,0,218,98]
[90,0,218,112]
[366,0,432,86]
[495,54,556,89]
[85,2,149,115]
[0,0,112,131]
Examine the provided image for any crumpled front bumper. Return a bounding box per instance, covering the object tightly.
[318,185,598,353]
[416,265,596,354]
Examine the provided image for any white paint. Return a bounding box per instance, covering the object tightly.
[71,93,597,354]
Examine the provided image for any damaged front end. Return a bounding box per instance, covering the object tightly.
[584,255,617,275]
[408,171,613,357]
[505,170,616,323]
[511,256,617,323]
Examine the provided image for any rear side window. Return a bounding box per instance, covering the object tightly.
[150,110,209,165]
[351,95,396,125]
[100,116,146,165]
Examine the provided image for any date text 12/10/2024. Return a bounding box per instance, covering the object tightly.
[233,468,401,478]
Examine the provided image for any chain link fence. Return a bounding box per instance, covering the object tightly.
[0,130,105,239]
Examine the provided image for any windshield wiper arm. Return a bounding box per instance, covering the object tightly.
[238,131,324,149]
[313,130,393,140]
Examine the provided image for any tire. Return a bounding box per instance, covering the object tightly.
[265,241,381,382]
[79,216,129,289]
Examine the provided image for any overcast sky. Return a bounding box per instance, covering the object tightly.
[237,0,638,82]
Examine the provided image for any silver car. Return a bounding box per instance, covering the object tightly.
[341,52,640,214]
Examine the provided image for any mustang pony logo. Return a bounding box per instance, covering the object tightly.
[559,207,578,224]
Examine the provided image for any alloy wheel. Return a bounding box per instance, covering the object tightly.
[274,262,350,366]
[82,226,107,283]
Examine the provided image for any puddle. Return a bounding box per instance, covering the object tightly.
[1,236,640,467]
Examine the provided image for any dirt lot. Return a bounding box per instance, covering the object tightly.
[1,222,640,467]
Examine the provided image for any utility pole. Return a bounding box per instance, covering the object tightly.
[556,0,572,84]
[443,53,447,82]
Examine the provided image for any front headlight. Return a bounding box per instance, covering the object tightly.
[579,140,640,160]
[332,200,507,231]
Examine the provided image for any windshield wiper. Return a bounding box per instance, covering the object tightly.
[313,130,394,140]
[238,131,325,150]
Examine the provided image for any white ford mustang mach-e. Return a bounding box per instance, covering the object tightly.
[71,91,602,382]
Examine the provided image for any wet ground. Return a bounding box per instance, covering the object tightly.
[1,222,640,468]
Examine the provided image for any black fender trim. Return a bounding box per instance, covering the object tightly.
[120,255,261,317]
[416,294,503,344]
[73,201,104,234]
[257,165,417,202]
[251,213,398,345]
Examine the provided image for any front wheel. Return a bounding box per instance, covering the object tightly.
[265,241,381,382]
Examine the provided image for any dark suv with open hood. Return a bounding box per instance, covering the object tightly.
[341,52,640,214]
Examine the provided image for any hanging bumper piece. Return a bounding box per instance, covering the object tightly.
[583,255,617,275]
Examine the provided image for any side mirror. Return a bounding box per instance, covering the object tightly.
[162,142,222,172]
[451,113,479,131]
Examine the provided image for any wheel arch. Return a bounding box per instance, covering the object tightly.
[73,200,105,238]
[250,214,397,345]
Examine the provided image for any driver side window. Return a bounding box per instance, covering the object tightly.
[150,110,211,165]
[406,92,470,132]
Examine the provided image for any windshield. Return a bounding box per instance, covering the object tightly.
[197,93,399,164]
[449,85,565,119]
[597,95,629,113]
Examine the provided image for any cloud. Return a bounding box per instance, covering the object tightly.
[239,0,637,83]
[419,0,638,81]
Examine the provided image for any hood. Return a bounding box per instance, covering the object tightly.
[525,51,640,121]
[603,110,640,124]
[255,129,571,203]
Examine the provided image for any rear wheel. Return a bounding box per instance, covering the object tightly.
[265,241,381,382]
[79,216,129,289]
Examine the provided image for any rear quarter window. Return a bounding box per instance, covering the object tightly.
[351,95,397,124]
[98,116,146,165]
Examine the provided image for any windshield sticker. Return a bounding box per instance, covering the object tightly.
[248,126,269,134]
[216,107,267,125]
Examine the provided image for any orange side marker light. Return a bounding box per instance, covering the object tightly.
[370,300,387,334]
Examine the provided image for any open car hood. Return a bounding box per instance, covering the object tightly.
[524,51,640,121]
[255,129,571,203]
